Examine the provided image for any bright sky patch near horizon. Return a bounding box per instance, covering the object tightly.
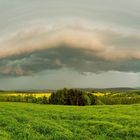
[0,0,140,90]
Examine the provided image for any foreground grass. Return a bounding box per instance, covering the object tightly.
[0,103,140,140]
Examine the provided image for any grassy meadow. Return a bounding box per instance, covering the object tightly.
[0,102,140,140]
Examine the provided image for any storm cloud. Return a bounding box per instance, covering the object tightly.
[1,0,140,89]
[0,23,140,77]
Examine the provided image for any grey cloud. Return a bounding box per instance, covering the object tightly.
[1,23,140,77]
[1,46,140,77]
[1,24,140,60]
[0,0,140,33]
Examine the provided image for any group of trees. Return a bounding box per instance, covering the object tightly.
[49,88,96,105]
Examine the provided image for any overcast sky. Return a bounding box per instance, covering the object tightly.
[0,0,140,90]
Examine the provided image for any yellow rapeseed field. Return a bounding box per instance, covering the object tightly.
[93,92,111,96]
[1,93,52,98]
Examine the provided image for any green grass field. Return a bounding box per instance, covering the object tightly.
[0,102,140,140]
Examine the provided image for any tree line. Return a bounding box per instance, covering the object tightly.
[0,88,140,105]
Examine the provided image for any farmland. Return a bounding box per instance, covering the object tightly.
[0,102,140,140]
[0,92,51,98]
[0,89,140,139]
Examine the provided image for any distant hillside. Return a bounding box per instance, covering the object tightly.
[0,87,139,93]
[77,87,135,93]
